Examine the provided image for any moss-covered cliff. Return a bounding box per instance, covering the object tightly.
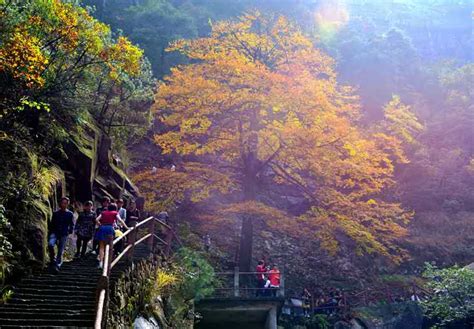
[0,122,140,278]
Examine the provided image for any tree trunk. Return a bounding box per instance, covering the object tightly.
[238,150,258,272]
[238,216,253,272]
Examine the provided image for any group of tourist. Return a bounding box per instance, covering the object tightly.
[256,260,281,297]
[48,196,141,271]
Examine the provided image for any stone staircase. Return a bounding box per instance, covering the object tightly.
[0,245,152,328]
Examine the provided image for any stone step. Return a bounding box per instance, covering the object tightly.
[0,310,95,319]
[4,296,95,312]
[15,287,95,297]
[1,324,87,329]
[13,293,95,302]
[34,274,100,280]
[0,244,158,328]
[18,283,97,291]
[0,317,94,327]
[0,303,95,315]
[56,268,101,274]
[19,275,100,285]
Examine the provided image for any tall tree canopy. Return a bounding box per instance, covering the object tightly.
[0,0,154,156]
[142,13,415,270]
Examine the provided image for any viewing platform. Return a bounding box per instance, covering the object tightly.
[195,268,285,329]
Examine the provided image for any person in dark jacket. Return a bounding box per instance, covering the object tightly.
[48,197,74,268]
[74,200,95,258]
[126,200,140,225]
[96,197,111,217]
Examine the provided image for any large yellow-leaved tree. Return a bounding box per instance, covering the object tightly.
[147,13,415,270]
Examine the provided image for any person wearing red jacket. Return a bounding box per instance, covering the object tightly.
[256,260,266,297]
[268,264,281,297]
[95,203,128,269]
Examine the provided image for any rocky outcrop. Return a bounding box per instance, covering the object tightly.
[1,121,140,273]
[345,302,423,329]
[65,122,139,202]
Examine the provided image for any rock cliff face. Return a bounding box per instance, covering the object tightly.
[65,123,139,202]
[335,302,423,329]
[1,122,139,274]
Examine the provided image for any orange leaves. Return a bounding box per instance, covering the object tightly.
[50,0,81,50]
[299,204,410,263]
[383,95,424,144]
[0,29,48,88]
[132,163,237,213]
[100,36,144,80]
[0,1,144,92]
[155,12,342,166]
[218,201,291,227]
[151,11,413,262]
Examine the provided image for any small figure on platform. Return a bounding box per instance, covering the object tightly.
[48,197,74,270]
[74,200,95,258]
[256,260,266,297]
[267,264,281,297]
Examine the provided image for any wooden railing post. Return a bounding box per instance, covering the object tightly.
[95,238,112,329]
[127,221,137,264]
[107,237,113,276]
[233,266,240,297]
[164,227,173,258]
[94,217,175,329]
[148,216,155,253]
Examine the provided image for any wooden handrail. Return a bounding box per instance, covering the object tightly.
[112,227,133,245]
[102,244,110,277]
[154,217,172,230]
[135,216,154,228]
[94,289,106,328]
[94,216,180,329]
[110,244,133,269]
[153,233,168,245]
[134,233,152,246]
[153,218,183,247]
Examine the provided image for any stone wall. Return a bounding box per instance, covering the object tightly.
[107,256,164,328]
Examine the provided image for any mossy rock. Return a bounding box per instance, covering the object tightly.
[0,138,58,271]
[354,302,423,329]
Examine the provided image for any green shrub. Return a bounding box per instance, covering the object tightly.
[0,205,13,303]
[422,263,474,328]
[304,314,330,329]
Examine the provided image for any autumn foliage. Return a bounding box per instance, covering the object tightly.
[136,12,421,269]
[0,0,146,117]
